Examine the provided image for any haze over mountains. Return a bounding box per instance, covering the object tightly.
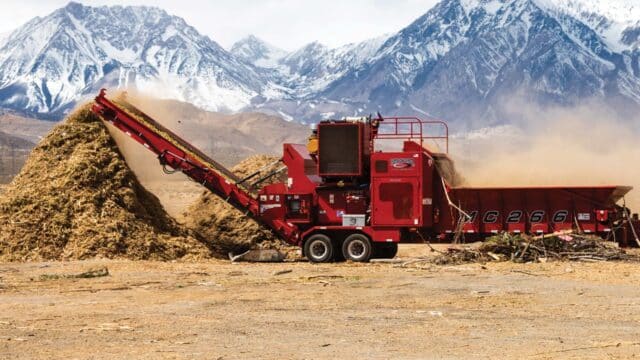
[0,114,50,182]
[0,0,639,128]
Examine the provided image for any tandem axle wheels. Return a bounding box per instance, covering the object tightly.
[304,233,396,263]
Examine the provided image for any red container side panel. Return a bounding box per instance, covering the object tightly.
[435,186,631,237]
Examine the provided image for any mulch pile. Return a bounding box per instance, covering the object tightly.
[0,105,220,261]
[432,232,639,265]
[184,155,297,256]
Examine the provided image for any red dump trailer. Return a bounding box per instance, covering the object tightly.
[91,90,640,262]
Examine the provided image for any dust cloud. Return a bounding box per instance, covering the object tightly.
[102,92,205,218]
[107,132,189,186]
[450,101,640,210]
[103,91,204,184]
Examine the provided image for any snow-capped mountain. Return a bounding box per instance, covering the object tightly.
[1,0,640,127]
[275,35,390,95]
[252,0,640,126]
[0,2,274,117]
[538,0,640,51]
[229,34,389,97]
[230,35,287,69]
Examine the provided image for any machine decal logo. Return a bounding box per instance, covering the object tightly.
[483,211,499,223]
[553,210,569,223]
[391,158,415,169]
[461,210,570,224]
[530,210,545,223]
[506,210,523,223]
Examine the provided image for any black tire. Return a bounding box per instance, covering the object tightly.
[304,234,334,263]
[342,233,373,262]
[374,243,398,259]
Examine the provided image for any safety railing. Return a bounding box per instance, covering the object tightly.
[374,117,449,153]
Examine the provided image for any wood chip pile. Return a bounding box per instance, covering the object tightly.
[0,106,220,261]
[184,155,297,256]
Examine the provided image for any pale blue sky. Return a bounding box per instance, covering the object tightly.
[0,0,439,50]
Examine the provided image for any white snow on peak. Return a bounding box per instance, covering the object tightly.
[457,0,640,51]
[96,40,138,63]
[230,35,287,68]
[535,0,640,51]
[459,0,505,15]
[334,33,390,65]
[536,0,640,24]
[162,25,178,41]
[276,33,391,95]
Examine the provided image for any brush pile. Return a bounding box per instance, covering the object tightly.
[433,232,638,265]
[0,106,218,261]
[184,155,297,256]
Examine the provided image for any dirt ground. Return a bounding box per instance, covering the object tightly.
[1,245,639,359]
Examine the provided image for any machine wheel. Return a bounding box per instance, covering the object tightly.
[342,233,373,262]
[374,243,398,259]
[304,234,334,263]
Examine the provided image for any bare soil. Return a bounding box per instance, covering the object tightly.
[1,245,639,359]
